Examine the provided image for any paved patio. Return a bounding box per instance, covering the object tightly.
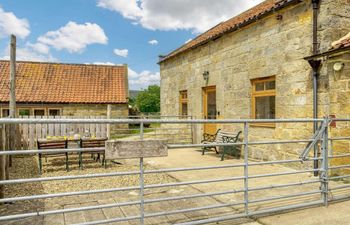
[0,148,350,225]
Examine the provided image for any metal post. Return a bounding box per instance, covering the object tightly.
[320,117,329,206]
[139,122,145,225]
[106,104,111,139]
[243,122,249,215]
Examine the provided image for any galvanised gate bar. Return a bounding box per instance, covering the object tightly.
[0,117,349,225]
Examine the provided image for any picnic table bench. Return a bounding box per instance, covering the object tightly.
[79,138,108,169]
[37,139,68,174]
[37,137,108,173]
[201,129,242,161]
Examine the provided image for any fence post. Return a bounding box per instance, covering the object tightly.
[107,105,111,139]
[243,122,249,215]
[320,117,329,207]
[0,125,5,200]
[139,122,145,225]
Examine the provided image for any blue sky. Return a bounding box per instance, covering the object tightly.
[0,0,263,90]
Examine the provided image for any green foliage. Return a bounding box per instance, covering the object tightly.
[135,85,160,113]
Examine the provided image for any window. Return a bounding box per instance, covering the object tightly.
[18,109,30,116]
[49,109,61,116]
[1,109,9,117]
[179,90,188,118]
[252,77,276,126]
[34,109,46,116]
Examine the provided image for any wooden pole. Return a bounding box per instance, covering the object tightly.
[8,35,16,173]
[0,125,5,200]
[10,35,16,119]
[0,35,16,199]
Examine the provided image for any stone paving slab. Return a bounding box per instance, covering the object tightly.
[1,148,350,225]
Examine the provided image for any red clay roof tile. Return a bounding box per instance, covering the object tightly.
[0,61,128,104]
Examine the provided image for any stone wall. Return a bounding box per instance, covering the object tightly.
[61,104,128,119]
[160,0,350,163]
[327,53,350,173]
[62,104,129,136]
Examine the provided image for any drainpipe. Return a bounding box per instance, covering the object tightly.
[310,0,321,176]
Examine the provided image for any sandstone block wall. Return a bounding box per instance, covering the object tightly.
[62,104,129,135]
[327,53,350,173]
[160,0,350,163]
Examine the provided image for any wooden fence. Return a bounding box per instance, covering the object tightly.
[18,116,108,150]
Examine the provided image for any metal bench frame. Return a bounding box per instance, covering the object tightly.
[221,131,242,161]
[201,129,222,155]
[201,129,242,160]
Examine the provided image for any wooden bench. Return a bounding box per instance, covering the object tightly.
[201,129,242,161]
[79,138,108,169]
[37,139,68,174]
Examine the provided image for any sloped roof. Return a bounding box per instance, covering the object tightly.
[0,61,128,104]
[331,32,350,50]
[304,32,350,60]
[160,0,301,63]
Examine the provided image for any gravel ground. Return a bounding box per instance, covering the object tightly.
[0,154,176,224]
[5,154,175,196]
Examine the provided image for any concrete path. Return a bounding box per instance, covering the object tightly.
[145,148,350,225]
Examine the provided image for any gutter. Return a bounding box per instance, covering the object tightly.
[304,45,350,60]
[309,0,321,176]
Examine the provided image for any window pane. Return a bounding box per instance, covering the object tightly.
[34,109,45,116]
[265,81,276,90]
[207,91,216,119]
[19,109,30,116]
[255,96,275,119]
[2,109,9,117]
[181,103,188,116]
[49,109,60,116]
[255,83,264,91]
[181,91,187,100]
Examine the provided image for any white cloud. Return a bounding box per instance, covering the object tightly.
[91,61,116,66]
[97,0,264,33]
[26,42,50,54]
[128,68,160,90]
[37,21,108,53]
[114,48,128,57]
[0,44,56,62]
[97,0,142,20]
[148,39,158,45]
[0,7,30,39]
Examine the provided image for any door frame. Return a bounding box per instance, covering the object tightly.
[202,86,217,134]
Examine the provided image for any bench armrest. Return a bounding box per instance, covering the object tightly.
[222,131,242,143]
[202,133,216,142]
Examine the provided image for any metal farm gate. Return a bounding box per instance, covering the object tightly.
[0,117,350,225]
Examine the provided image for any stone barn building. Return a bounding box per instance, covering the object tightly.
[0,61,129,119]
[159,0,350,161]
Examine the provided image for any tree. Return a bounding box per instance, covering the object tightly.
[135,85,160,113]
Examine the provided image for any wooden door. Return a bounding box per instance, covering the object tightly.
[203,86,217,134]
